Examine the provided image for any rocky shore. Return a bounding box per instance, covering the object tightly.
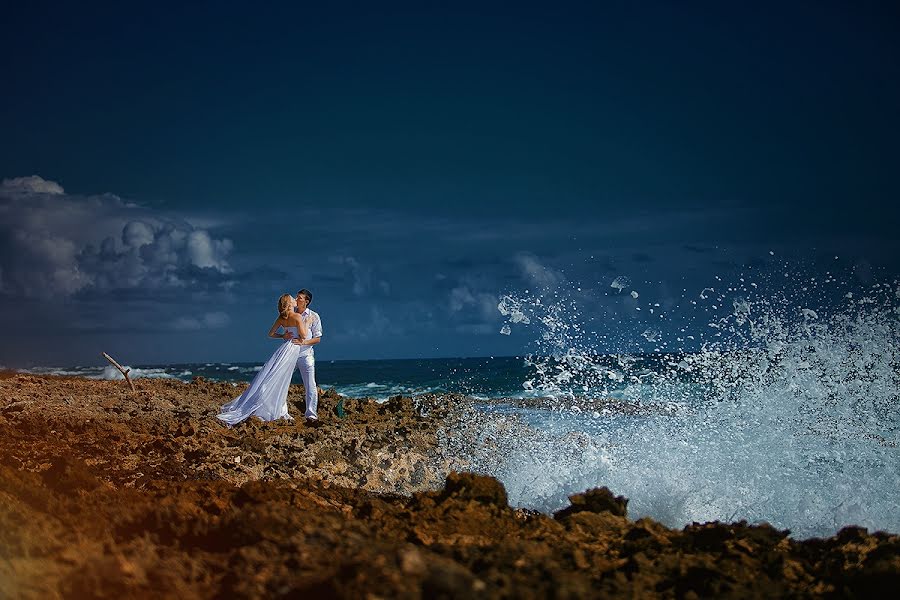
[1,373,898,598]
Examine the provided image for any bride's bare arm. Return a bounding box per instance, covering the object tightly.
[268,318,289,339]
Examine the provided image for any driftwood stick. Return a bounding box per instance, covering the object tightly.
[101,352,136,392]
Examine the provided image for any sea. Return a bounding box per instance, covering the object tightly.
[16,356,539,401]
[11,263,900,540]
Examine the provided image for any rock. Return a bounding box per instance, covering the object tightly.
[41,456,103,493]
[399,546,427,575]
[440,472,509,508]
[2,400,31,414]
[682,522,736,552]
[554,486,629,519]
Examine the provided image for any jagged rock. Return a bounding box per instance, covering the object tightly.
[440,472,509,507]
[554,486,629,519]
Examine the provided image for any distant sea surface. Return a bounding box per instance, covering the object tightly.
[13,356,540,401]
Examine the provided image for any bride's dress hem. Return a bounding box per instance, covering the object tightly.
[216,413,295,427]
[215,331,301,425]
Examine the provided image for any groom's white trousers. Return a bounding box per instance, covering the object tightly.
[296,354,318,419]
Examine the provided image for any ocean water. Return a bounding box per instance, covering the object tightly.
[13,261,900,539]
[16,356,540,400]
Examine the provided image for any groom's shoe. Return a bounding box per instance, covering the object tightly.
[305,417,322,428]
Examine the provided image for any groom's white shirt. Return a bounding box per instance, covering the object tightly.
[296,308,322,358]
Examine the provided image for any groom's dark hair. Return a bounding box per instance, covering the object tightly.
[297,289,313,305]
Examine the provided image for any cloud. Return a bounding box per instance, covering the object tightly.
[331,305,395,342]
[330,255,390,296]
[0,176,234,299]
[514,252,565,289]
[170,311,231,331]
[186,230,232,270]
[2,175,65,195]
[362,306,391,338]
[448,284,499,331]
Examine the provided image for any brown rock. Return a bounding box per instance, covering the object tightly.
[553,486,629,519]
[440,472,509,508]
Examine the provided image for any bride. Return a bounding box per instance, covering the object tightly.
[216,294,309,425]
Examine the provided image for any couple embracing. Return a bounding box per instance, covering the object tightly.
[216,289,324,427]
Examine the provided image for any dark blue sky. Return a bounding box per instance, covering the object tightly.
[2,1,899,366]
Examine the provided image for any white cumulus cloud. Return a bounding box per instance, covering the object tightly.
[0,176,234,298]
[2,175,65,195]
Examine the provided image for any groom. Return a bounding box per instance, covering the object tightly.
[287,288,323,426]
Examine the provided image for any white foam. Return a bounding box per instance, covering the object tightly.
[610,276,630,292]
[498,296,531,324]
[91,365,176,380]
[465,269,900,538]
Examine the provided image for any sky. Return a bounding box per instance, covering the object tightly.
[2,1,899,366]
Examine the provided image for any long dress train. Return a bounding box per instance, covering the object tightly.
[216,327,301,425]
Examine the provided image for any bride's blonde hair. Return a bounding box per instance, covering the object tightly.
[277,293,294,320]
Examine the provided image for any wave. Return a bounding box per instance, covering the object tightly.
[327,383,446,402]
[479,263,900,538]
[16,364,179,381]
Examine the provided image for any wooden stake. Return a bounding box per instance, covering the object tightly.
[101,352,136,392]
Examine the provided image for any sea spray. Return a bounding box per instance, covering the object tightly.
[459,262,900,538]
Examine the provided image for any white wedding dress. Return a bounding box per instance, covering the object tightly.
[216,327,301,425]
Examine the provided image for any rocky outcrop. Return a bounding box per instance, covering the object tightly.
[0,374,459,495]
[1,373,898,598]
